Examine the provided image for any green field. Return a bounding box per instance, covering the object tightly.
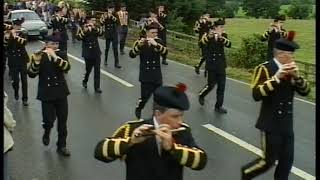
[224,18,315,64]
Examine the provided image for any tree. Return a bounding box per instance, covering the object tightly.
[205,0,226,16]
[287,0,312,19]
[221,1,240,18]
[242,0,281,18]
[279,0,290,4]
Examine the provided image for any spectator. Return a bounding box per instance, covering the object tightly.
[4,92,17,180]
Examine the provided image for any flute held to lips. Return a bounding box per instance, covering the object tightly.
[134,126,186,137]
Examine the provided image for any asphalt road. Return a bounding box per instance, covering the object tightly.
[4,36,315,180]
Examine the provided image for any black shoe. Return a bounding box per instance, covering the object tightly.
[82,81,87,88]
[115,64,122,69]
[120,51,125,55]
[199,96,204,106]
[57,147,71,156]
[135,108,141,119]
[42,130,50,146]
[162,60,168,65]
[95,88,102,93]
[22,100,29,106]
[215,106,228,114]
[194,66,200,75]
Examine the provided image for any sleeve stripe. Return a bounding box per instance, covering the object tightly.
[251,66,264,88]
[63,61,69,70]
[161,47,167,54]
[114,140,121,156]
[263,31,269,39]
[102,139,110,157]
[112,124,126,137]
[59,59,64,66]
[180,149,189,165]
[266,80,274,91]
[134,46,139,52]
[191,150,201,169]
[259,85,267,96]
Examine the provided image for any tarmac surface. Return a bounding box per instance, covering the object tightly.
[4,36,315,180]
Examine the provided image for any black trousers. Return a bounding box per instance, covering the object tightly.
[195,47,206,68]
[199,70,226,108]
[83,57,101,89]
[10,67,28,101]
[58,40,68,62]
[41,97,69,148]
[136,82,162,110]
[118,26,128,52]
[241,132,294,180]
[159,30,167,61]
[105,37,119,65]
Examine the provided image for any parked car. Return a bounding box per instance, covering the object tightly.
[6,9,48,39]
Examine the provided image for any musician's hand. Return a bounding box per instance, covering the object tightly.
[44,48,58,60]
[148,38,158,46]
[130,124,154,145]
[138,38,145,46]
[154,124,173,151]
[286,62,299,79]
[83,25,89,32]
[275,64,290,80]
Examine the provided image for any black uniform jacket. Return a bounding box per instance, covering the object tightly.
[261,28,287,57]
[194,18,213,45]
[27,50,71,101]
[251,60,310,135]
[48,15,69,42]
[76,25,104,59]
[4,32,29,68]
[129,38,168,84]
[94,118,207,180]
[100,13,118,39]
[199,32,231,73]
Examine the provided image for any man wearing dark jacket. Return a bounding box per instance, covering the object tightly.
[241,31,310,180]
[28,35,71,156]
[198,18,231,114]
[261,15,287,61]
[193,12,213,75]
[76,15,104,93]
[4,18,29,106]
[129,22,168,119]
[48,6,69,60]
[100,4,121,68]
[94,83,207,180]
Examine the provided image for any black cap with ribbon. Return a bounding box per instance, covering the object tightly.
[275,31,299,52]
[153,83,190,111]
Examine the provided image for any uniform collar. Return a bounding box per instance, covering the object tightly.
[273,58,283,69]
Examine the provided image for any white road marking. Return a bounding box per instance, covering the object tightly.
[67,54,134,87]
[203,124,315,180]
[38,41,134,87]
[39,41,314,105]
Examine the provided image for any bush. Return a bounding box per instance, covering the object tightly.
[167,10,189,33]
[227,33,267,69]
